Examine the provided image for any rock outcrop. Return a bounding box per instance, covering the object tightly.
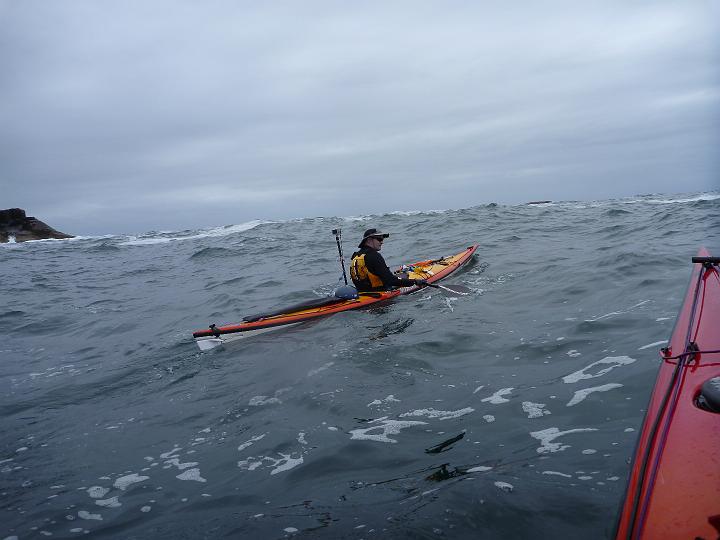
[0,208,74,243]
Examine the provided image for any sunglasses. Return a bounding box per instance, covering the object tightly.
[371,236,385,242]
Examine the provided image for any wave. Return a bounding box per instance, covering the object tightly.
[119,220,268,246]
[189,247,243,260]
[341,208,450,222]
[0,235,97,246]
[524,192,719,212]
[621,192,720,205]
[604,208,633,217]
[87,242,122,252]
[8,193,713,252]
[0,234,124,250]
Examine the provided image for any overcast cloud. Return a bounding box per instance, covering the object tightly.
[1,0,719,234]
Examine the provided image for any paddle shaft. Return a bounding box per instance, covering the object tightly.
[425,282,470,295]
[332,228,348,285]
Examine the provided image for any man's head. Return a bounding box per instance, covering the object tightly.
[359,228,389,250]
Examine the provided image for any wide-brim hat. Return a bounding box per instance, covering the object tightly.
[359,228,389,247]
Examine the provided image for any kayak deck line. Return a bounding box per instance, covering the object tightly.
[615,250,720,540]
[660,348,720,362]
[192,245,478,349]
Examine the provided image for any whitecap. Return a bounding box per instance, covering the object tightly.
[367,395,401,407]
[77,511,102,521]
[176,468,206,482]
[542,471,572,478]
[566,383,623,406]
[120,220,268,246]
[530,427,598,454]
[238,459,264,471]
[640,193,720,204]
[238,433,266,452]
[159,447,182,459]
[163,458,198,470]
[270,454,304,475]
[248,395,282,406]
[349,418,427,443]
[638,340,667,350]
[562,356,636,384]
[86,486,109,499]
[399,407,474,420]
[480,388,514,404]
[95,496,121,508]
[308,362,334,377]
[113,474,149,491]
[494,481,514,492]
[585,301,649,323]
[521,401,551,419]
[467,466,492,473]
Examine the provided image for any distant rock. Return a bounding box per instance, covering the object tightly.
[0,208,74,243]
[526,200,552,205]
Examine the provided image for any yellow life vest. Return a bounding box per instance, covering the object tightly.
[350,253,384,290]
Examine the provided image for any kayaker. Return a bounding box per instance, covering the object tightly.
[350,228,428,291]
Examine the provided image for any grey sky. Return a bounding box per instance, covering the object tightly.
[2,1,719,235]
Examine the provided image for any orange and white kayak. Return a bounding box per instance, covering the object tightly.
[192,245,478,351]
[615,248,720,539]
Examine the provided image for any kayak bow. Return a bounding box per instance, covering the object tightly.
[615,249,720,540]
[192,245,478,351]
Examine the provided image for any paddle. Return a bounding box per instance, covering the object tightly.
[425,283,472,295]
[331,228,349,285]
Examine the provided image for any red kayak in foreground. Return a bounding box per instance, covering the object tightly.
[192,245,478,351]
[615,249,720,539]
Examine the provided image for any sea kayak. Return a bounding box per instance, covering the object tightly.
[615,249,720,539]
[192,244,478,351]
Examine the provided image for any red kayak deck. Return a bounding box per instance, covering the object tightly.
[615,248,720,539]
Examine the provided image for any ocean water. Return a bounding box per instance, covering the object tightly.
[1,192,719,539]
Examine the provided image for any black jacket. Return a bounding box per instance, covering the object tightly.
[350,247,416,291]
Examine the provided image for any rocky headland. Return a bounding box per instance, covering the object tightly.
[0,208,74,243]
